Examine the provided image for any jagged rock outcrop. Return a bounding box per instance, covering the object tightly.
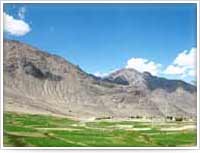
[3,40,197,119]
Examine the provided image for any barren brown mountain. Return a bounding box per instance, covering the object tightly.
[3,40,197,120]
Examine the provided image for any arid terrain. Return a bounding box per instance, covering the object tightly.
[3,40,197,147]
[3,40,197,120]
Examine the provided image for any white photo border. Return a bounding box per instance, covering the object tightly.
[0,0,199,150]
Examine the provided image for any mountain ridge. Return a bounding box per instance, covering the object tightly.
[104,68,196,93]
[3,39,197,120]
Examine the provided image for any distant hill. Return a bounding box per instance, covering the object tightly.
[3,40,197,120]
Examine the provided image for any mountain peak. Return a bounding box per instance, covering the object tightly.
[143,71,153,77]
[105,68,196,93]
[104,68,144,86]
[3,40,197,119]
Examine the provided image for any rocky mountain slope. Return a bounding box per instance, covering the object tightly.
[105,69,196,93]
[3,40,197,120]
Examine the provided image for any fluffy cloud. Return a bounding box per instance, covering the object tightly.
[164,65,186,75]
[126,58,161,75]
[94,47,196,79]
[3,12,31,36]
[163,48,196,77]
[173,48,196,68]
[18,6,26,20]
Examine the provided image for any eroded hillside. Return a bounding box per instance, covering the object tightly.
[3,40,197,120]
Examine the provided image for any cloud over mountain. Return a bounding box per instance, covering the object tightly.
[126,57,161,75]
[164,48,196,77]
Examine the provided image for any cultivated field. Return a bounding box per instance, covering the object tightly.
[3,112,197,147]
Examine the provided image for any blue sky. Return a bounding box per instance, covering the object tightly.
[3,3,197,83]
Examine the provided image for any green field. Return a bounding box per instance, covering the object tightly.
[3,112,197,147]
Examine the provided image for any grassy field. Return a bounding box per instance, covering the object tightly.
[3,112,197,147]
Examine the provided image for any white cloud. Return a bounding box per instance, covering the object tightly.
[173,48,196,68]
[164,65,186,75]
[94,69,119,77]
[4,12,31,36]
[94,48,196,79]
[18,6,26,20]
[188,69,196,77]
[163,48,196,78]
[126,57,161,75]
[94,72,109,77]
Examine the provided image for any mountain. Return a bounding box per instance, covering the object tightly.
[105,69,196,93]
[3,40,197,120]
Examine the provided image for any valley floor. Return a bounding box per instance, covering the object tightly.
[3,112,197,147]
